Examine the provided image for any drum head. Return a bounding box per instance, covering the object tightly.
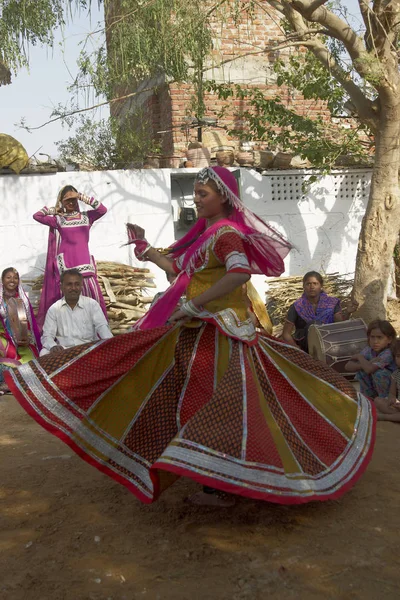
[7,297,28,344]
[308,324,325,362]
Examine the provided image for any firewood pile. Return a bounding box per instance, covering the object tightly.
[27,261,157,335]
[97,262,156,334]
[266,272,354,331]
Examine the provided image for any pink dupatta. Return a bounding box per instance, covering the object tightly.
[133,167,292,331]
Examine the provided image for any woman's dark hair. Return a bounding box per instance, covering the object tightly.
[1,267,19,282]
[367,319,396,341]
[303,271,323,286]
[393,338,400,355]
[60,185,78,201]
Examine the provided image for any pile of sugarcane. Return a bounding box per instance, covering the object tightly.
[27,261,157,335]
[266,272,354,327]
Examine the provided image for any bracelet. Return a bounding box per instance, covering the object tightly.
[135,243,153,261]
[180,300,203,317]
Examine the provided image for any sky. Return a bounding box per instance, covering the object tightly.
[0,3,106,159]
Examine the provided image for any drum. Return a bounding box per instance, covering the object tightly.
[7,297,29,346]
[308,319,367,379]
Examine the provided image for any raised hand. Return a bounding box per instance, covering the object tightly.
[127,223,146,241]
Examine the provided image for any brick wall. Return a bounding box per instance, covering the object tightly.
[105,1,331,166]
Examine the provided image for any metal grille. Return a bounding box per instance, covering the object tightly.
[268,171,370,202]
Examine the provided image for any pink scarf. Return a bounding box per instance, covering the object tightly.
[133,167,292,330]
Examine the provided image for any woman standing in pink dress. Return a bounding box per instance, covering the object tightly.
[34,185,108,328]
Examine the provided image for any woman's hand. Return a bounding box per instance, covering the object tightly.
[168,308,190,323]
[347,299,359,314]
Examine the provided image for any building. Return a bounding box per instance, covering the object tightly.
[105,0,328,167]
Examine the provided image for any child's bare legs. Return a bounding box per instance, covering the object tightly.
[356,368,392,398]
[374,397,400,422]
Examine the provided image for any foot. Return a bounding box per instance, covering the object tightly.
[187,490,236,507]
[0,383,9,396]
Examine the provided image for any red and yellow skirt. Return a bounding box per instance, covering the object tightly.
[5,322,375,504]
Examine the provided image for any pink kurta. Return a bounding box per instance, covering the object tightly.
[34,203,108,328]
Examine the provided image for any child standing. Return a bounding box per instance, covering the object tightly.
[345,319,397,398]
[374,338,400,422]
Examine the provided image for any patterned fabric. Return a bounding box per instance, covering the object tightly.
[5,326,375,504]
[355,345,396,398]
[359,345,396,370]
[213,231,251,274]
[294,292,340,325]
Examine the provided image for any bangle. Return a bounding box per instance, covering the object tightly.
[135,243,152,261]
[180,300,203,317]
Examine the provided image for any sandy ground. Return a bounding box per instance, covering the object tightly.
[1,395,400,600]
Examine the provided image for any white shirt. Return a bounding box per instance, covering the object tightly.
[40,295,113,356]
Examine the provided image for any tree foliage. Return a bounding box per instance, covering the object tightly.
[55,112,159,169]
[0,0,94,85]
[77,0,211,108]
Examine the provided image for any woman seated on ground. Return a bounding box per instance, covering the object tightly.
[282,271,358,352]
[0,268,41,395]
[345,319,396,401]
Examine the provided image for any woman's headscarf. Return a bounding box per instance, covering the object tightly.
[134,166,292,330]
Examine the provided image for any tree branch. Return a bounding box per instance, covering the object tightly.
[20,84,165,131]
[266,1,379,131]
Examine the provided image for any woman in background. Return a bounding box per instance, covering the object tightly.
[282,271,358,352]
[0,268,41,395]
[33,185,107,328]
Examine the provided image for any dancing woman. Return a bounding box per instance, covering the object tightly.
[0,268,41,395]
[6,167,375,505]
[33,185,107,328]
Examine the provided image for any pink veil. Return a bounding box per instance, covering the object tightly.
[134,166,292,330]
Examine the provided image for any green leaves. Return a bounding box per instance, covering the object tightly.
[206,80,370,170]
[0,0,86,75]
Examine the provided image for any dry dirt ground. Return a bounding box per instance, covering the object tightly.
[1,395,400,600]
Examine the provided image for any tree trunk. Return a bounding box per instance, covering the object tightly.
[353,102,400,322]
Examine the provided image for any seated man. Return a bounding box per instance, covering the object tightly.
[40,268,113,356]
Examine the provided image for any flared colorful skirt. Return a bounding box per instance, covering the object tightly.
[5,323,375,504]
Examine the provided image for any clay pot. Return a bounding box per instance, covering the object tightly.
[258,150,275,169]
[186,147,211,167]
[216,150,235,166]
[273,152,293,169]
[236,151,254,166]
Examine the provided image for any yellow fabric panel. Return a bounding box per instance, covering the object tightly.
[261,343,357,437]
[247,349,301,475]
[186,248,248,321]
[85,329,180,441]
[246,281,272,333]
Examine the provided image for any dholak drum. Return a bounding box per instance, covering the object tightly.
[308,319,367,379]
[7,297,29,346]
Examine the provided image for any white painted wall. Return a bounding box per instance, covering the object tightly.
[0,167,371,300]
